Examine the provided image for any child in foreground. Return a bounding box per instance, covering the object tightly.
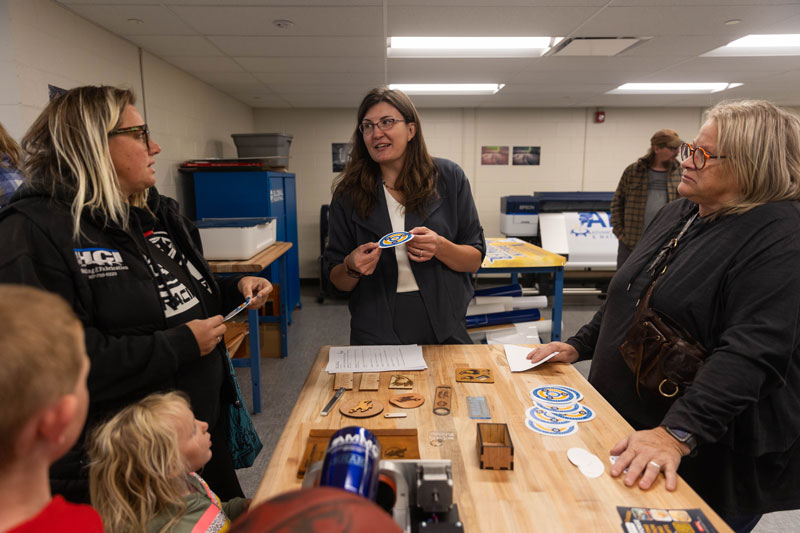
[88,391,249,533]
[0,284,102,532]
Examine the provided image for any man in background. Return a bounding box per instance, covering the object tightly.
[611,129,683,268]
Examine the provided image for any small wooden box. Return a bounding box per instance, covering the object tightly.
[477,423,514,470]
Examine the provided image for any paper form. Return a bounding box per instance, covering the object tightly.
[326,345,427,374]
[504,344,558,372]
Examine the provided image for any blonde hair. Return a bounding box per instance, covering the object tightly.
[0,284,84,472]
[0,121,21,168]
[21,85,148,239]
[88,392,193,533]
[704,100,800,217]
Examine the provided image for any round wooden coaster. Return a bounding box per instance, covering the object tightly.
[339,398,384,418]
[389,393,425,409]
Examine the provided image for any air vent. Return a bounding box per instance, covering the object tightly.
[550,37,642,56]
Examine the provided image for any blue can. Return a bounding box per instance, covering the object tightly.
[319,426,381,500]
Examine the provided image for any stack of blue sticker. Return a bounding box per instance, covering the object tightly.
[525,385,595,437]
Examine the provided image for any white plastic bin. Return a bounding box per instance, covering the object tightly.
[197,217,276,260]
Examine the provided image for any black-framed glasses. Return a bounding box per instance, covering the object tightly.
[109,124,150,151]
[679,142,726,170]
[358,117,407,135]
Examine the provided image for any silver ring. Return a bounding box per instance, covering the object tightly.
[648,460,661,469]
[417,249,423,257]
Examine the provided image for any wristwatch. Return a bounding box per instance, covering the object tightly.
[663,426,698,455]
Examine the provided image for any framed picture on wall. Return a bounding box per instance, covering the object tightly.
[481,145,509,165]
[512,146,541,166]
[332,143,350,172]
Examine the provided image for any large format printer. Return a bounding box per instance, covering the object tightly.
[500,192,617,290]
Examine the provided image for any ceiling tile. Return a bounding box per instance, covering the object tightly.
[208,36,384,57]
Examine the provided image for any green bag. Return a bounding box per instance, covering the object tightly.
[224,354,263,469]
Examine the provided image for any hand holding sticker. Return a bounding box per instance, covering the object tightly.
[223,297,251,322]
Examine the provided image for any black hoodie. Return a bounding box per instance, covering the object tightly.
[0,185,242,500]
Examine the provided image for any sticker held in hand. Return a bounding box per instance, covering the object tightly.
[223,296,252,322]
[379,231,414,248]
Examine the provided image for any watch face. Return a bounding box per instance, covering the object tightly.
[670,428,691,441]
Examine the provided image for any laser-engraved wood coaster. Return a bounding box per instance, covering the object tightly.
[456,367,494,383]
[333,372,354,390]
[389,374,414,389]
[359,372,380,391]
[389,392,425,409]
[339,398,384,418]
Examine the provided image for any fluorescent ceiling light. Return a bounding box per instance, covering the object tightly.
[702,34,800,56]
[726,34,800,47]
[387,36,562,58]
[388,83,505,95]
[607,83,742,95]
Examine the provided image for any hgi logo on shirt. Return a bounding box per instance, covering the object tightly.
[74,248,129,279]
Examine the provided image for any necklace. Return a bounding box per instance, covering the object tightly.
[382,180,399,191]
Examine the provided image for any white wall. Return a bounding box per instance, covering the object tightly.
[1,0,254,211]
[255,106,704,278]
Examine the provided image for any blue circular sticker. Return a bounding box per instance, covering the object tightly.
[379,231,414,248]
[530,385,582,405]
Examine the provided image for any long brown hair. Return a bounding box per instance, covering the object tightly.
[0,121,21,168]
[333,87,438,219]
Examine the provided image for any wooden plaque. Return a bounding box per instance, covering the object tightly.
[359,372,380,391]
[456,367,494,383]
[389,374,414,389]
[433,385,452,415]
[389,392,425,409]
[339,398,384,418]
[297,428,420,479]
[333,372,354,390]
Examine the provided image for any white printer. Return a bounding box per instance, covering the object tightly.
[500,195,539,237]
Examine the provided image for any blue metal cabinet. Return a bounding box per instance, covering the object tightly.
[192,170,301,318]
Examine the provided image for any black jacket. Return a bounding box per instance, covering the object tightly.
[323,158,485,345]
[0,185,242,499]
[568,198,800,516]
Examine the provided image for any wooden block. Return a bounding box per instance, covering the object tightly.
[477,423,514,470]
[297,428,420,479]
[433,385,452,416]
[333,372,354,390]
[389,374,414,389]
[359,372,380,391]
[456,367,494,383]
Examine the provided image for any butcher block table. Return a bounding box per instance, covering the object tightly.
[253,344,731,532]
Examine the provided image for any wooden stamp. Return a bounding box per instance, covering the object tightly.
[359,372,380,391]
[389,374,414,389]
[433,385,452,415]
[333,372,354,390]
[456,367,494,383]
[477,423,514,470]
[339,398,384,418]
[389,392,425,409]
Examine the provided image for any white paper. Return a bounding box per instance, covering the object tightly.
[504,344,559,372]
[326,345,427,374]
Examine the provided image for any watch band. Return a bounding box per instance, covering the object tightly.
[664,426,698,454]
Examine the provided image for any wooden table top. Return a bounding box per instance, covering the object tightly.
[207,241,292,273]
[254,345,730,532]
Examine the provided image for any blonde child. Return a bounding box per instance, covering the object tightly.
[88,392,249,533]
[0,284,102,532]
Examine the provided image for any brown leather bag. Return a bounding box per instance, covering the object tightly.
[619,282,709,398]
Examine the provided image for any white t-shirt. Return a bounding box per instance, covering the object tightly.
[383,185,420,293]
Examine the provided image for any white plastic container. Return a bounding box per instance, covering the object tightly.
[197,218,276,260]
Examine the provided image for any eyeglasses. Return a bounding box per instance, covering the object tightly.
[358,117,407,135]
[109,124,150,151]
[679,142,726,170]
